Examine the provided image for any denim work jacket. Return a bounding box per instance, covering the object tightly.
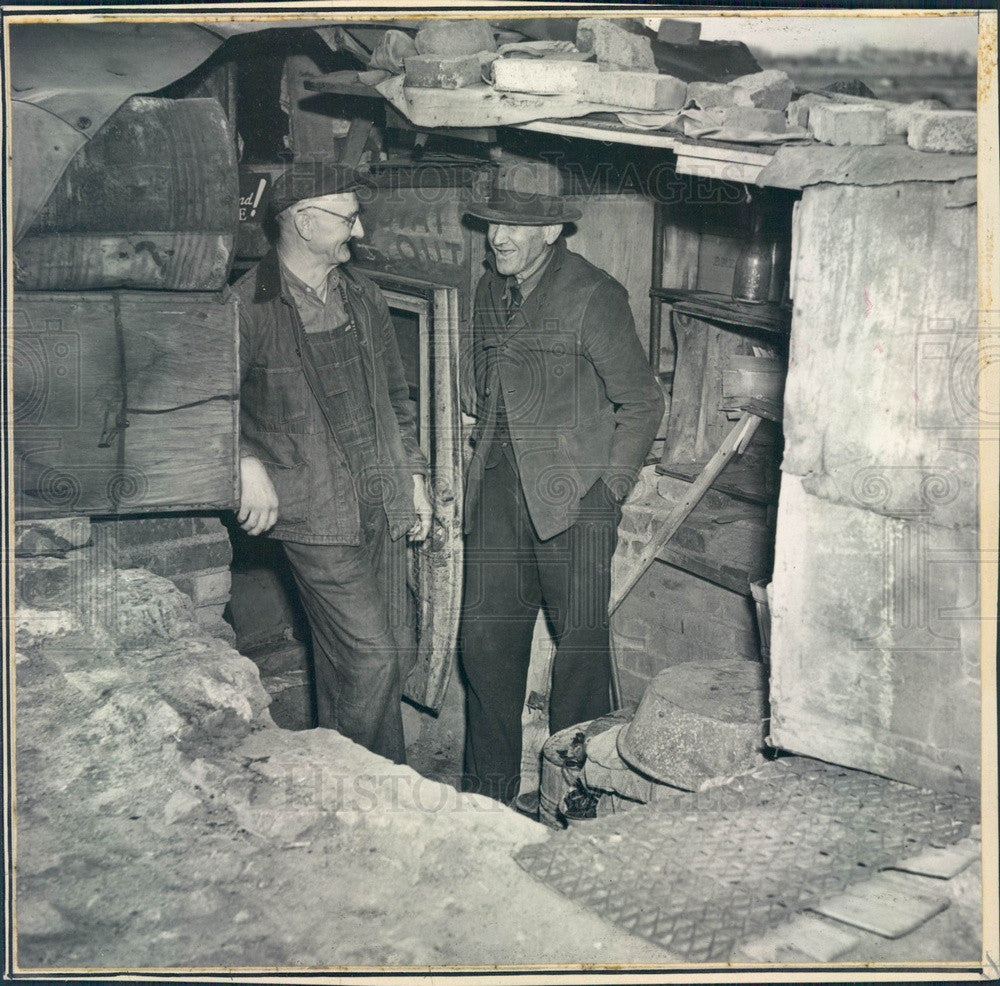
[464,238,664,542]
[233,250,427,545]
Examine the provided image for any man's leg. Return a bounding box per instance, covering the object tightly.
[281,533,406,764]
[460,455,541,803]
[536,478,620,734]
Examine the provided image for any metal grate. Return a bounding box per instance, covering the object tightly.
[514,757,978,962]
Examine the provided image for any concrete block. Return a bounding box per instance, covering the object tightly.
[686,81,736,109]
[907,110,976,154]
[15,517,91,557]
[883,98,947,136]
[120,534,232,578]
[785,94,833,129]
[172,566,232,606]
[404,54,483,90]
[810,103,887,146]
[492,57,598,96]
[369,29,418,74]
[730,69,794,110]
[581,69,686,110]
[110,515,194,547]
[723,106,787,134]
[576,18,657,73]
[657,19,701,45]
[414,19,496,57]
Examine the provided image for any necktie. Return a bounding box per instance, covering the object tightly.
[507,283,522,322]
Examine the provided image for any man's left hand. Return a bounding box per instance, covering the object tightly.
[409,474,433,542]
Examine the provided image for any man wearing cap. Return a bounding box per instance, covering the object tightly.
[460,188,664,803]
[232,164,432,764]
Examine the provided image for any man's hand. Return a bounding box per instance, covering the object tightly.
[409,474,433,542]
[238,456,279,536]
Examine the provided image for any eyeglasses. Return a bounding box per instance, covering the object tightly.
[297,205,361,227]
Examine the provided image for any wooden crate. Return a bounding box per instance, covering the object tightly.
[13,291,239,517]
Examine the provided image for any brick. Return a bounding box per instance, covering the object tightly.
[576,18,657,73]
[657,19,701,45]
[810,103,887,146]
[15,517,90,557]
[730,69,794,111]
[112,515,194,548]
[884,98,947,136]
[492,57,598,96]
[120,535,232,579]
[404,54,482,90]
[906,110,976,154]
[785,93,833,129]
[414,19,496,57]
[723,106,787,135]
[581,70,686,111]
[171,567,231,606]
[369,29,418,73]
[686,81,736,110]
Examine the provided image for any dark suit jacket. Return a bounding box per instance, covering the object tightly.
[465,238,664,541]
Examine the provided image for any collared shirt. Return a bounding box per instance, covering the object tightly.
[280,261,380,517]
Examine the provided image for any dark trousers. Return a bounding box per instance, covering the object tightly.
[281,508,415,764]
[459,454,619,803]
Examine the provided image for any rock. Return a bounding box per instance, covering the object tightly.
[723,106,787,134]
[105,569,199,646]
[785,93,832,129]
[368,28,418,73]
[730,69,794,110]
[404,54,482,89]
[810,103,888,146]
[686,81,736,109]
[885,98,947,136]
[15,517,90,557]
[576,18,657,73]
[492,57,598,95]
[907,110,976,154]
[685,106,727,134]
[15,557,73,610]
[162,789,201,824]
[16,898,72,938]
[618,659,769,790]
[580,69,686,110]
[414,19,496,57]
[657,18,701,45]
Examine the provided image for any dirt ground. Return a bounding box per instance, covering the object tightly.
[13,564,985,975]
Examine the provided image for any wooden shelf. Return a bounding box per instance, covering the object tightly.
[652,288,792,336]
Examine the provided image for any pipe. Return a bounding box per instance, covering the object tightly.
[648,199,666,373]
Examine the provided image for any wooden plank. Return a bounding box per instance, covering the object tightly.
[886,841,980,880]
[809,881,949,938]
[14,291,238,517]
[739,914,860,962]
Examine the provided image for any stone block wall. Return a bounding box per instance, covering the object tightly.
[90,514,234,642]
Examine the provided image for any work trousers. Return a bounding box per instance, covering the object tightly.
[460,453,620,803]
[281,506,415,765]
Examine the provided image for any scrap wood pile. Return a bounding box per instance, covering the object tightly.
[334,17,975,156]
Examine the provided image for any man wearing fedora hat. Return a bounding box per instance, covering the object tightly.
[232,163,432,764]
[460,186,664,803]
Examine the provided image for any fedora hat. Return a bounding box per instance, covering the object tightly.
[465,188,581,226]
[269,163,377,215]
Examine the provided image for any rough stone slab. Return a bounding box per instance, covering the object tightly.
[739,914,860,962]
[887,842,980,879]
[785,93,832,129]
[576,18,657,73]
[404,54,482,90]
[15,517,91,557]
[618,658,768,789]
[172,567,231,606]
[657,19,701,45]
[492,57,598,96]
[369,29,418,73]
[810,103,887,146]
[414,19,496,57]
[810,881,949,938]
[15,557,74,610]
[686,81,735,109]
[907,110,976,154]
[730,69,794,110]
[581,70,686,110]
[885,98,947,136]
[723,105,786,134]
